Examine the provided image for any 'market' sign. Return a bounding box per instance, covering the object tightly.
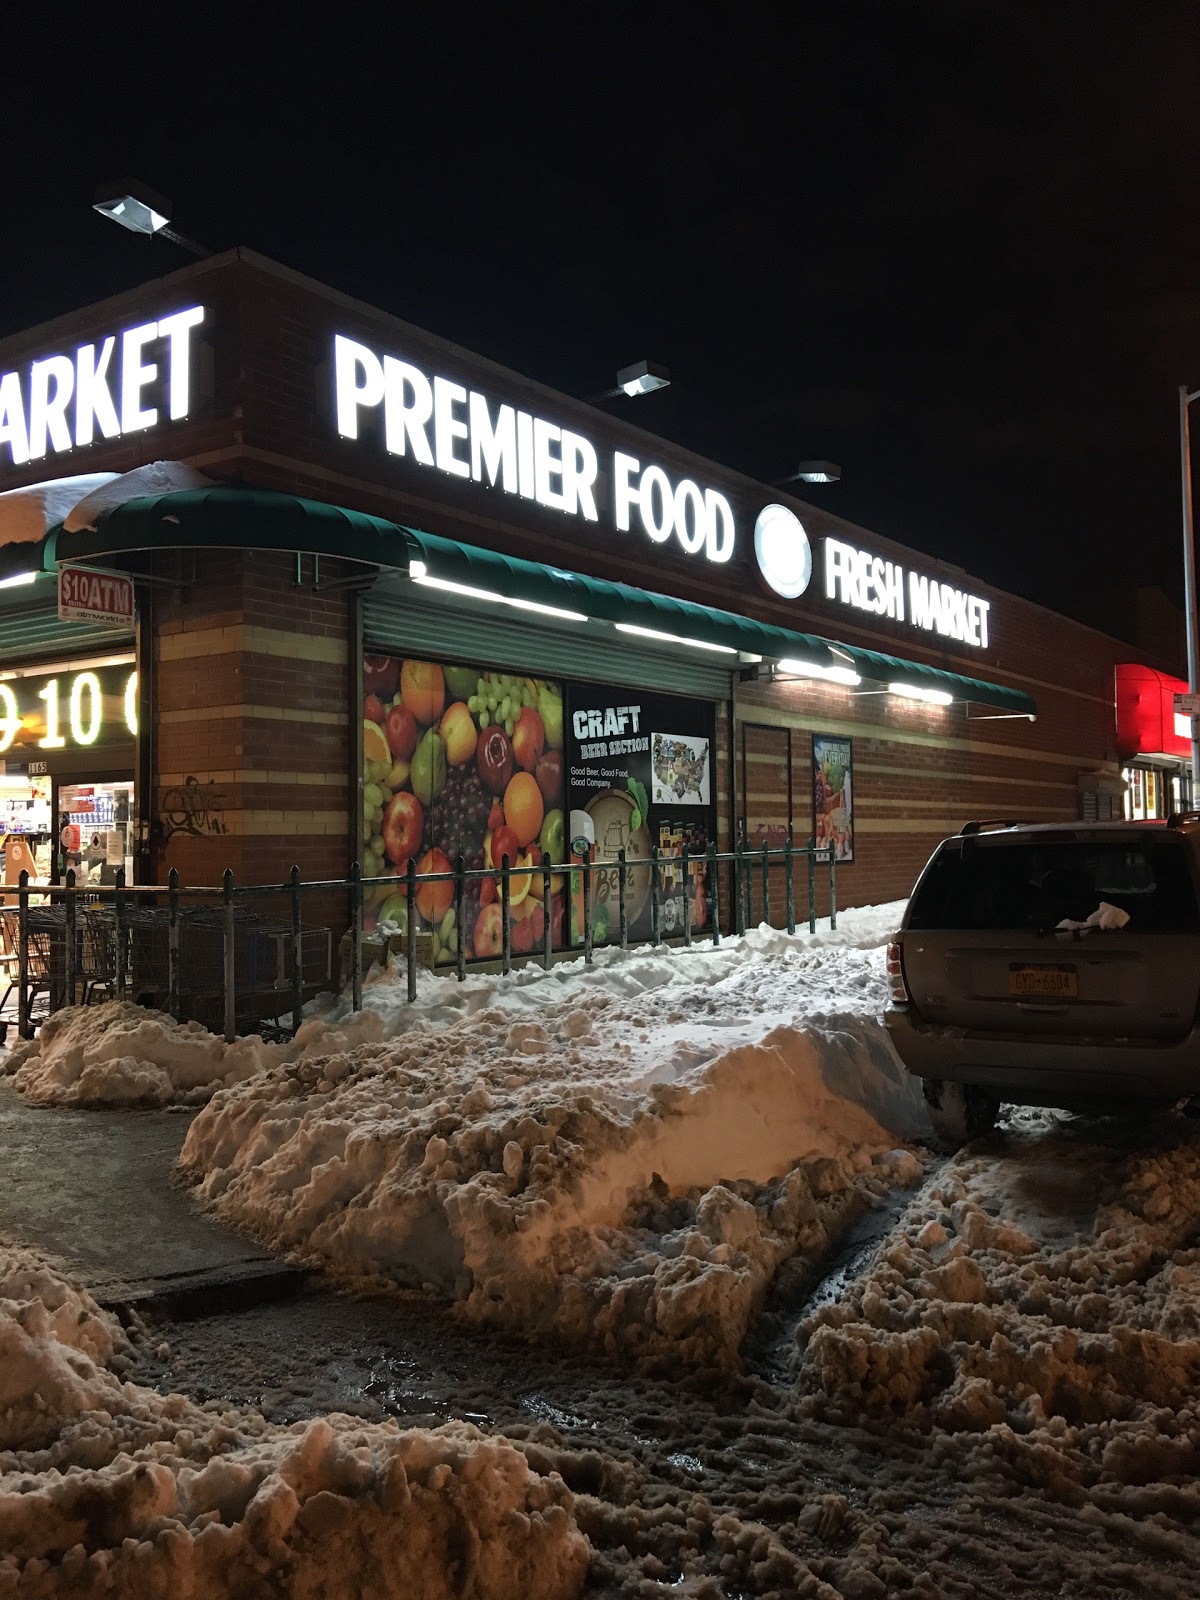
[0,307,205,467]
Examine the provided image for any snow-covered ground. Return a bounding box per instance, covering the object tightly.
[175,909,928,1366]
[0,1242,587,1599]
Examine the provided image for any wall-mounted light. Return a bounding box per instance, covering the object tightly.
[776,657,861,687]
[888,681,953,706]
[779,461,842,485]
[616,360,670,397]
[0,573,38,590]
[615,622,737,655]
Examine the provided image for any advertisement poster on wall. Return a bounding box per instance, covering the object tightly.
[362,653,568,959]
[813,734,854,863]
[361,652,718,959]
[565,682,715,943]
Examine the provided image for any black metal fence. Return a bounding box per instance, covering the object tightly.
[3,839,836,1044]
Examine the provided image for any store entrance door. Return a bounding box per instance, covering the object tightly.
[56,779,135,886]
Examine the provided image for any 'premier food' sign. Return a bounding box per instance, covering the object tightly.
[334,335,735,563]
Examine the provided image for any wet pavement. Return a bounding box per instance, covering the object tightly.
[0,1080,287,1306]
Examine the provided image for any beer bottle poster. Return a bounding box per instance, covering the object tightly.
[813,734,854,863]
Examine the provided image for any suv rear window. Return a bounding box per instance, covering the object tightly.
[908,836,1200,932]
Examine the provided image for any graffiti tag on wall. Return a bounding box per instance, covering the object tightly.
[160,777,230,840]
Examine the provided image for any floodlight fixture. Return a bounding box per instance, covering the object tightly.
[93,180,210,257]
[615,359,671,397]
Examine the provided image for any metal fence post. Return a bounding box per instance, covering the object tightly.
[455,855,467,983]
[114,868,127,1002]
[708,842,720,947]
[17,870,29,1039]
[168,868,180,1019]
[582,849,593,965]
[500,853,512,975]
[290,865,303,1036]
[350,861,363,1012]
[734,842,746,938]
[541,858,553,969]
[406,858,417,1003]
[807,837,816,934]
[64,869,76,1014]
[650,846,661,945]
[682,846,692,946]
[785,832,795,936]
[829,847,838,930]
[617,847,628,949]
[222,868,236,1044]
[761,841,770,929]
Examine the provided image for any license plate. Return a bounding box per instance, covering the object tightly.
[1009,964,1078,999]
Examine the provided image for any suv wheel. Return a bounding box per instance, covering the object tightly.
[922,1079,1000,1152]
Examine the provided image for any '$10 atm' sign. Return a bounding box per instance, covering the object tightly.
[0,667,138,753]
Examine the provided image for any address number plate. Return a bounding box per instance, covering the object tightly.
[1009,964,1078,999]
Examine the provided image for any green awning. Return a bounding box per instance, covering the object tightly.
[39,485,1035,714]
[55,486,404,567]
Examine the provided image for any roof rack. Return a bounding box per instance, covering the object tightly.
[959,820,1030,836]
[1166,810,1200,828]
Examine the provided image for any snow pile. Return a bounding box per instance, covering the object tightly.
[0,1244,587,1598]
[798,1120,1200,1482]
[4,1002,387,1108]
[181,912,928,1367]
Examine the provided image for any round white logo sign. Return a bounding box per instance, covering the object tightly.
[753,503,812,599]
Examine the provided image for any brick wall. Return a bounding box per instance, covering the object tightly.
[152,549,353,890]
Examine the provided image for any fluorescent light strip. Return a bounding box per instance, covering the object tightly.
[776,657,861,687]
[888,681,953,706]
[614,622,738,655]
[0,572,38,590]
[411,570,588,623]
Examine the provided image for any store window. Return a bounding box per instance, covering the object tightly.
[1122,763,1185,821]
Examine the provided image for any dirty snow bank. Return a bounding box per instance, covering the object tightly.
[798,1118,1200,1495]
[0,1244,587,1598]
[3,1001,386,1108]
[182,912,927,1367]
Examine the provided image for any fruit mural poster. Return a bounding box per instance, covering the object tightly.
[362,654,567,960]
[813,734,853,863]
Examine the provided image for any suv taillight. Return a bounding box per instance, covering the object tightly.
[886,938,910,1005]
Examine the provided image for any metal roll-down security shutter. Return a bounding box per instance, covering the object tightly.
[363,578,735,701]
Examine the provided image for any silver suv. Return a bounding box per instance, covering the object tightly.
[886,817,1200,1146]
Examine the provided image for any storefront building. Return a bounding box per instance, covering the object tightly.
[0,249,1149,953]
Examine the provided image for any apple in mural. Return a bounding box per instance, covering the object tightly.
[381,792,424,866]
[477,726,514,795]
[385,703,418,761]
[440,701,478,766]
[364,693,388,725]
[364,656,399,699]
[474,902,504,958]
[511,706,545,772]
[539,808,565,864]
[534,749,564,808]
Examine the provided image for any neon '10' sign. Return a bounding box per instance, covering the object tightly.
[0,668,138,754]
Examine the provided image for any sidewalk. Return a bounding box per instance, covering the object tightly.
[0,1081,298,1311]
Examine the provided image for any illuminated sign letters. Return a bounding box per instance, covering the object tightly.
[0,307,205,467]
[333,334,735,563]
[0,665,137,756]
[823,536,990,649]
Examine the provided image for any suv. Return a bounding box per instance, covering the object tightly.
[886,816,1200,1147]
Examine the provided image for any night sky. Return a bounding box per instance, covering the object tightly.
[5,2,1199,644]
